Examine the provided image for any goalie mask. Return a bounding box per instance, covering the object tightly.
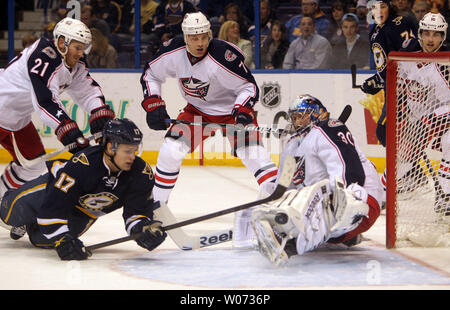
[418,13,448,52]
[288,95,329,134]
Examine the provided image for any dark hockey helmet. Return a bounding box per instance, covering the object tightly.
[101,118,143,151]
[288,95,329,132]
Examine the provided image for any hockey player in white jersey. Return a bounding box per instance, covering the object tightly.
[397,12,449,217]
[0,18,114,237]
[140,12,278,247]
[250,95,384,266]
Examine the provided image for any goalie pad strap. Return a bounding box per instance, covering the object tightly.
[328,194,380,244]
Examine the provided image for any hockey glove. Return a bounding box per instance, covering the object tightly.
[54,234,88,261]
[232,105,255,127]
[89,105,115,136]
[360,73,384,95]
[55,120,89,154]
[130,218,167,251]
[141,95,170,130]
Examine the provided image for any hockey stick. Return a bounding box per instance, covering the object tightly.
[164,105,353,135]
[339,104,352,123]
[152,201,234,250]
[148,106,351,251]
[12,132,103,168]
[351,64,361,89]
[84,155,296,255]
[165,119,286,135]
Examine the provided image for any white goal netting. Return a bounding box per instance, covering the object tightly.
[386,52,450,248]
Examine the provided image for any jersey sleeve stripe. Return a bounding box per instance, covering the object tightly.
[40,224,69,240]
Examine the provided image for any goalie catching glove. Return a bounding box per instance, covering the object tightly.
[251,178,370,266]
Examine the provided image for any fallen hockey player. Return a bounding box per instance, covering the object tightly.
[250,95,384,266]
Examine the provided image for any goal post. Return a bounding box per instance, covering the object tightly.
[386,51,450,248]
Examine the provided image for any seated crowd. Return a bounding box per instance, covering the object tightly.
[21,0,450,69]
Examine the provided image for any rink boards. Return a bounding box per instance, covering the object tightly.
[0,71,387,172]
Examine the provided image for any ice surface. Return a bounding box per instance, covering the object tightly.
[0,165,449,290]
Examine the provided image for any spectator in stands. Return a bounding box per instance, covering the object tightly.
[324,0,348,47]
[217,3,251,39]
[91,0,122,33]
[130,0,159,35]
[285,0,331,42]
[283,15,331,69]
[55,0,69,20]
[81,5,112,40]
[330,13,369,69]
[392,0,416,20]
[260,20,291,69]
[198,0,255,24]
[22,33,37,49]
[248,0,274,46]
[151,0,197,44]
[87,28,119,68]
[356,0,369,21]
[218,20,254,68]
[412,0,431,23]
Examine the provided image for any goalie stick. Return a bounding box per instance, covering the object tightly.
[165,105,353,135]
[12,132,103,169]
[84,155,296,256]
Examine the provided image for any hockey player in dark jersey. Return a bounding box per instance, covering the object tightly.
[0,17,115,205]
[360,0,418,146]
[250,95,383,266]
[140,12,278,248]
[0,119,167,260]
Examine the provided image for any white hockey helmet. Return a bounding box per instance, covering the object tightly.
[418,12,448,51]
[182,12,212,42]
[53,17,92,56]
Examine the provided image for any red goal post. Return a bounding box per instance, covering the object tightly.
[385,51,450,249]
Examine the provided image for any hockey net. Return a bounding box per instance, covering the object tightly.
[386,52,450,248]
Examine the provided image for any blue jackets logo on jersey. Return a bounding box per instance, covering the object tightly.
[180,77,210,100]
[224,49,237,62]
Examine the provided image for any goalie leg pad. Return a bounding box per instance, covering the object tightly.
[251,180,335,265]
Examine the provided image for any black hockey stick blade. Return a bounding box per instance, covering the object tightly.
[351,64,361,89]
[338,105,352,123]
[85,155,296,255]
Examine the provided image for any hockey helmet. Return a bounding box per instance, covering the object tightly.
[418,12,448,51]
[53,17,92,56]
[101,118,143,152]
[181,12,212,47]
[288,95,329,132]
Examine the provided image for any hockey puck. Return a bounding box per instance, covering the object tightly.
[274,213,288,224]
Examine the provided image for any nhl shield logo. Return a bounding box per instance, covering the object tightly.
[261,82,281,108]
